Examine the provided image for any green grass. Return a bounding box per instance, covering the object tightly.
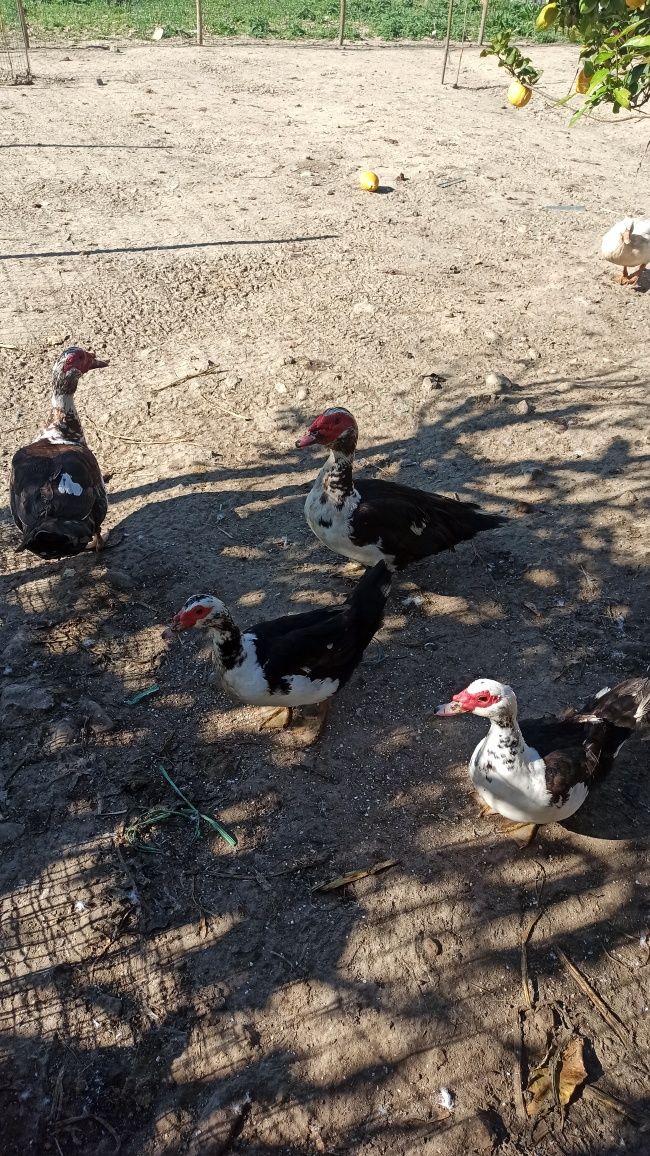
[23,0,560,45]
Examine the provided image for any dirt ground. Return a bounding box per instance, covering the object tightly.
[1,38,649,1156]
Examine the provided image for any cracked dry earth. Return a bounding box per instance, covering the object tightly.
[0,37,649,1156]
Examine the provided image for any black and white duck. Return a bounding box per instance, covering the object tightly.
[10,346,109,559]
[162,561,391,736]
[435,676,650,842]
[296,407,506,570]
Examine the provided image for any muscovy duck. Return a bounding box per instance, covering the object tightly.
[434,676,650,841]
[601,217,650,285]
[296,408,506,570]
[162,561,391,735]
[10,347,109,559]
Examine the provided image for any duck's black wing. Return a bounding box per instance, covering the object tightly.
[352,478,506,569]
[11,440,107,558]
[250,562,391,692]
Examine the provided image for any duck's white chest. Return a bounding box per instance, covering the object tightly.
[304,477,387,567]
[469,733,588,824]
[218,633,339,706]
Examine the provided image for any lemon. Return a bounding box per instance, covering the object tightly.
[507,80,533,108]
[536,2,558,29]
[575,69,589,94]
[359,170,379,192]
[625,0,645,8]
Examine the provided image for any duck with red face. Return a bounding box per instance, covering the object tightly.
[10,346,110,559]
[434,676,650,842]
[296,407,506,571]
[162,561,391,738]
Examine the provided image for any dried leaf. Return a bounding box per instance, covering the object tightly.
[525,1036,587,1117]
[315,859,399,893]
[526,1066,552,1117]
[558,1037,587,1106]
[523,601,542,617]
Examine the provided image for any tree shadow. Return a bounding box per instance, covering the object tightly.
[0,371,649,1153]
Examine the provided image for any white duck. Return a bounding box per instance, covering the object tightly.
[601,217,650,285]
[435,676,650,844]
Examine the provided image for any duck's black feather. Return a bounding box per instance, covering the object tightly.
[10,440,106,559]
[250,561,390,694]
[352,478,506,569]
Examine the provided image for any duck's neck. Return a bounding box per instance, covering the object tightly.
[45,383,86,444]
[206,618,244,672]
[321,443,355,505]
[484,711,527,771]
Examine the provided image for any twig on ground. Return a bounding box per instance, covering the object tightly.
[152,364,226,393]
[84,413,212,447]
[521,908,545,1010]
[555,946,631,1046]
[54,1113,121,1153]
[583,1085,650,1131]
[513,1008,527,1120]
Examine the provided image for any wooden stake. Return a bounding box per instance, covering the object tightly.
[13,0,31,75]
[441,0,455,85]
[338,0,346,47]
[196,0,203,45]
[478,0,489,46]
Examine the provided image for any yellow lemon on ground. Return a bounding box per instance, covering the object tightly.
[359,170,379,192]
[536,2,558,29]
[576,69,589,94]
[507,80,533,108]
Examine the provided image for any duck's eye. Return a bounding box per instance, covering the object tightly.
[478,693,491,703]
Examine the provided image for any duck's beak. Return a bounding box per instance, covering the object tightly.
[623,229,632,245]
[432,700,467,718]
[296,431,317,448]
[161,612,183,642]
[89,354,109,370]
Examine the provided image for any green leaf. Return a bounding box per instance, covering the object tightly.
[613,87,632,107]
[587,67,610,89]
[625,36,650,49]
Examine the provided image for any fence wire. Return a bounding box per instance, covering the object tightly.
[22,0,542,49]
[0,0,30,84]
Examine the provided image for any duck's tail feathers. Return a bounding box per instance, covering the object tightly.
[16,518,93,560]
[347,561,392,644]
[574,677,650,735]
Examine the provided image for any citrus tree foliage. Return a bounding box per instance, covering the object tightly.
[481,2,650,119]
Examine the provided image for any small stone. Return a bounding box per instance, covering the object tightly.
[222,375,241,390]
[526,348,541,361]
[107,568,135,592]
[0,822,24,846]
[95,992,123,1017]
[274,382,287,394]
[1,681,54,728]
[351,301,375,315]
[1,628,31,663]
[421,373,445,391]
[515,399,533,415]
[81,638,97,649]
[482,328,498,343]
[485,371,515,393]
[62,568,76,579]
[79,698,115,733]
[296,387,308,402]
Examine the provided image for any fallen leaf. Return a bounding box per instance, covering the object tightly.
[523,601,542,617]
[558,1037,587,1106]
[314,859,399,893]
[525,1036,587,1117]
